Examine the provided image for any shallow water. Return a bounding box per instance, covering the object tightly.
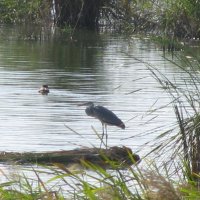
[0,26,197,157]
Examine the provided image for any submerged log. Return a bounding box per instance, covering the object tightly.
[0,146,140,168]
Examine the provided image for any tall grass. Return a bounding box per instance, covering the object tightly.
[146,53,200,185]
[0,158,199,200]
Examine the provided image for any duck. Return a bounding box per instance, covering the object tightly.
[38,85,49,95]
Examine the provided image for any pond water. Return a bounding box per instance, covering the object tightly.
[1,25,200,195]
[0,25,198,158]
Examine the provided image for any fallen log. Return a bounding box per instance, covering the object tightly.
[0,146,140,168]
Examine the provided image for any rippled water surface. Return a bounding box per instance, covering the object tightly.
[0,26,197,156]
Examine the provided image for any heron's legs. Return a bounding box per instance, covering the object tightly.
[100,123,108,149]
[105,124,108,149]
[100,123,105,149]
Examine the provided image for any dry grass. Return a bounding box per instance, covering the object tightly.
[141,171,181,200]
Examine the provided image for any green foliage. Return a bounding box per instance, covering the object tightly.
[0,0,200,38]
[161,0,200,38]
[0,0,50,24]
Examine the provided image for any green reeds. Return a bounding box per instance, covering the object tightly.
[147,53,200,186]
[0,152,199,199]
[0,158,196,200]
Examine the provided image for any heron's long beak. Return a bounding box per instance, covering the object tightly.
[77,103,86,106]
[77,102,94,106]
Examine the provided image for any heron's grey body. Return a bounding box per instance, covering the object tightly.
[83,102,125,148]
[85,104,125,129]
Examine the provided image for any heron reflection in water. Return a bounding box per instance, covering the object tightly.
[80,102,125,148]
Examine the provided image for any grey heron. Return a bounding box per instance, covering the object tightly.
[80,102,125,148]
